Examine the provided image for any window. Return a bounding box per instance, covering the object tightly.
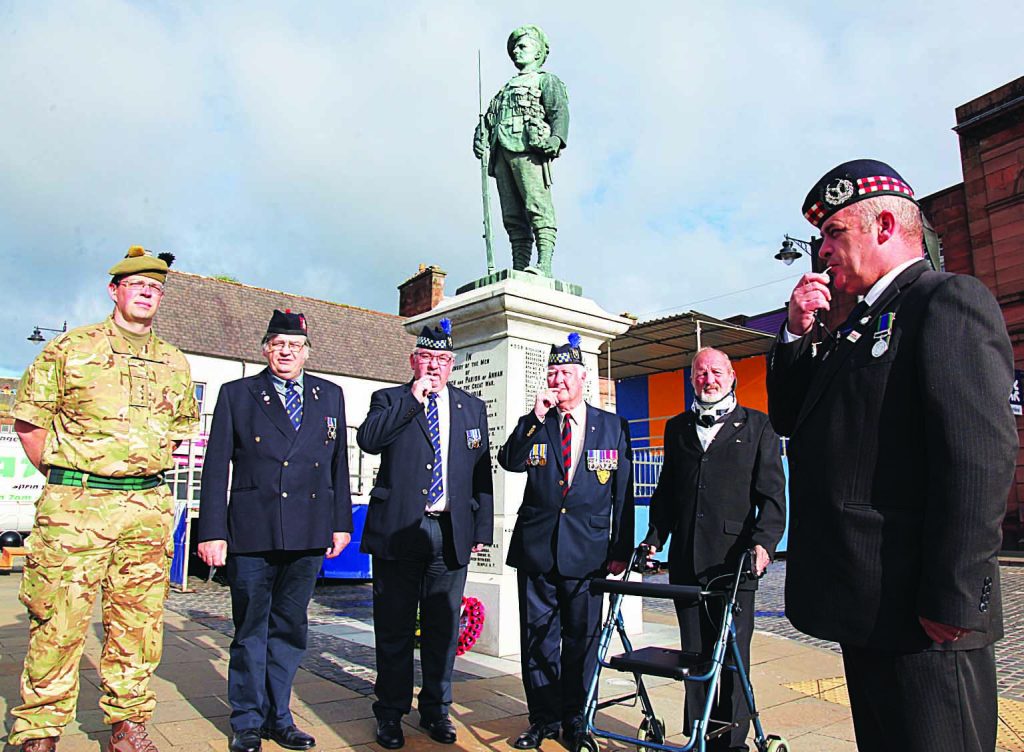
[193,383,206,414]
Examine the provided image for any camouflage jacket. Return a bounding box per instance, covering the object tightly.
[14,316,199,477]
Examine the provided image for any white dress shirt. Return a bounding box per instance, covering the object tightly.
[693,394,737,451]
[557,401,588,487]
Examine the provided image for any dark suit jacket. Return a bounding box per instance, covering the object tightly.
[356,383,493,567]
[499,404,634,578]
[643,406,786,590]
[767,260,1017,652]
[197,369,353,553]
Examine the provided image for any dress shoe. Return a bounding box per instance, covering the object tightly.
[229,728,262,752]
[376,719,405,750]
[260,725,315,750]
[419,716,457,744]
[107,721,159,752]
[561,719,588,750]
[512,723,559,749]
[21,739,58,752]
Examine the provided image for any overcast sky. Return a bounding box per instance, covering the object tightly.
[2,1,1022,377]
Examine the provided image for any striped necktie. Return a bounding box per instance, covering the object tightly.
[427,393,444,509]
[285,380,302,431]
[561,414,572,495]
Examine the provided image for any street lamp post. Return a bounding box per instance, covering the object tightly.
[27,321,67,344]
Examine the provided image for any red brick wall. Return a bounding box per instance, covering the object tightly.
[398,265,447,317]
[920,185,971,275]
[953,77,1024,547]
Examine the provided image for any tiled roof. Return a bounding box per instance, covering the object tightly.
[156,271,414,383]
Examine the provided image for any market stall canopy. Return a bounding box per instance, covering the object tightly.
[601,310,776,380]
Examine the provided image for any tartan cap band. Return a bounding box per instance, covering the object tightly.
[802,160,917,228]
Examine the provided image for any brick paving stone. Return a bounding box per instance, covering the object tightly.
[643,561,1024,700]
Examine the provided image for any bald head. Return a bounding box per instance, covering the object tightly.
[691,348,735,404]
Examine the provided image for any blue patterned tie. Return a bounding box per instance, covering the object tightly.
[285,380,302,431]
[427,392,444,509]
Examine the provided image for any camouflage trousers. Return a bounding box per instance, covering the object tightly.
[8,484,174,744]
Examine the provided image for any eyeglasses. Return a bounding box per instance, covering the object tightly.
[415,352,454,366]
[267,341,307,353]
[119,280,164,295]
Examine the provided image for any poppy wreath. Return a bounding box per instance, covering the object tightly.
[456,596,486,656]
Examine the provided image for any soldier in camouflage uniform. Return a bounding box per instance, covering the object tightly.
[8,247,199,752]
[474,25,569,277]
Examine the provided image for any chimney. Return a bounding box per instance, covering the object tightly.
[398,264,447,317]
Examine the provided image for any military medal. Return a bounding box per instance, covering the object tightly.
[872,312,895,358]
[325,416,337,440]
[527,444,547,467]
[587,450,618,485]
[466,428,482,449]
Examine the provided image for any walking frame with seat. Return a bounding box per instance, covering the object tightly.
[576,547,789,752]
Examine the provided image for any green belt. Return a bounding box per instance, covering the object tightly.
[47,467,164,491]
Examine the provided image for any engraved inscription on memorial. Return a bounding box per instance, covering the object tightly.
[513,341,550,413]
[450,347,507,477]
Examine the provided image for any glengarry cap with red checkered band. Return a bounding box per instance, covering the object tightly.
[802,159,916,228]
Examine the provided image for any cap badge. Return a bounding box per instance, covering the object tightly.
[824,178,855,206]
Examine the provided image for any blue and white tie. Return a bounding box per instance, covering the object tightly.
[285,380,302,431]
[427,393,444,510]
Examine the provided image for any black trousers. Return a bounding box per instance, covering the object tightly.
[517,569,603,728]
[372,514,468,722]
[675,588,755,751]
[226,550,324,732]
[840,642,997,752]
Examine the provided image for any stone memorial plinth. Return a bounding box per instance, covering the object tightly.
[404,274,636,657]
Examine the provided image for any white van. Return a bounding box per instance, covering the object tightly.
[0,434,43,535]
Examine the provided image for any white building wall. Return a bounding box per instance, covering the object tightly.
[180,352,405,504]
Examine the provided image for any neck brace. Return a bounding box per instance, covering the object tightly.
[692,391,737,423]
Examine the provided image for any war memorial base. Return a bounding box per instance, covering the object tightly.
[405,273,636,657]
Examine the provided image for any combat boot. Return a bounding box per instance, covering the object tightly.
[535,243,554,277]
[527,229,556,277]
[21,738,58,752]
[511,242,533,271]
[108,720,159,752]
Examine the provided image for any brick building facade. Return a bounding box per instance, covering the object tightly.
[919,76,1024,549]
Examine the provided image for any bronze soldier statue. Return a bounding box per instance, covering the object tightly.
[474,25,569,277]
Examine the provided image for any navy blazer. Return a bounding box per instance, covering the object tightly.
[196,369,353,553]
[644,406,786,590]
[768,261,1017,652]
[499,404,634,578]
[356,383,493,567]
